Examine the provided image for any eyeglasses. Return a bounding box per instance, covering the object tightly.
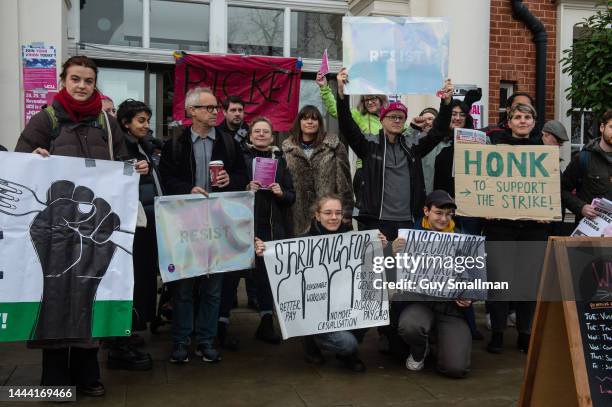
[385,115,406,122]
[191,104,221,113]
[319,210,343,217]
[363,97,380,104]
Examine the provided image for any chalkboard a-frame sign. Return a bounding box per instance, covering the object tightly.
[520,237,612,407]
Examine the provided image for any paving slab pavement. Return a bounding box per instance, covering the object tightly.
[0,304,526,407]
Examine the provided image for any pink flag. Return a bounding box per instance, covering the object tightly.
[319,49,329,75]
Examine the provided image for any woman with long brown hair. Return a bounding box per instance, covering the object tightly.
[281,105,353,236]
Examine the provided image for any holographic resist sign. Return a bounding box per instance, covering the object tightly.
[342,17,449,95]
[155,192,255,282]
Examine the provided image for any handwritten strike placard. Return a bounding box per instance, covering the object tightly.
[577,301,612,403]
[262,230,388,339]
[454,144,562,221]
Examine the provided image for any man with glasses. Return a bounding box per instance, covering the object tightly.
[159,87,247,364]
[335,68,451,241]
[336,68,452,349]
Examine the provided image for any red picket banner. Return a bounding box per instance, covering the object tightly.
[173,54,302,131]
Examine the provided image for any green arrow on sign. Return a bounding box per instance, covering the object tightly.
[460,189,471,197]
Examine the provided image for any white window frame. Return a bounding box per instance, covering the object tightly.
[555,1,603,166]
[68,0,346,73]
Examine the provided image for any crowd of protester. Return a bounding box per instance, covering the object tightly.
[5,54,611,396]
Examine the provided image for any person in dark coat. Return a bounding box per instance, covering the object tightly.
[561,109,612,223]
[216,95,259,322]
[335,68,451,241]
[218,117,295,346]
[158,86,247,364]
[15,55,148,397]
[104,99,163,371]
[432,92,484,242]
[483,103,549,355]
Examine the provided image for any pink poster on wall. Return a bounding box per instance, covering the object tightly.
[22,43,57,125]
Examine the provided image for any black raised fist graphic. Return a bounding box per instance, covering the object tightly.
[28,180,121,340]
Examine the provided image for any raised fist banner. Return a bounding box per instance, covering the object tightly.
[0,152,139,341]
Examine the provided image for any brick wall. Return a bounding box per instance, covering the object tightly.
[489,0,557,125]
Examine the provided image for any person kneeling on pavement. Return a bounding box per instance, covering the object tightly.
[391,190,473,378]
[255,194,387,372]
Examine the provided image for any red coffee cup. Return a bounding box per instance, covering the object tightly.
[209,160,224,186]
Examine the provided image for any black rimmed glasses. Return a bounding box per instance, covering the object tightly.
[191,104,221,113]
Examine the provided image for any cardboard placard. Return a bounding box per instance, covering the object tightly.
[262,230,388,339]
[454,144,562,221]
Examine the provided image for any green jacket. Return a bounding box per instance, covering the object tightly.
[320,85,382,136]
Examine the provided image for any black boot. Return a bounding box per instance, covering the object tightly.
[129,333,145,347]
[217,321,240,351]
[337,353,366,373]
[517,332,530,353]
[255,314,281,344]
[77,380,105,397]
[302,336,324,364]
[486,332,504,354]
[107,345,152,371]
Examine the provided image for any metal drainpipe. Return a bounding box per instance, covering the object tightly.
[510,0,547,123]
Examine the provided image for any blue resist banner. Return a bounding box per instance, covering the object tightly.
[342,16,449,95]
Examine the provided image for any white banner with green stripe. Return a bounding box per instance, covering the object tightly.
[0,152,139,341]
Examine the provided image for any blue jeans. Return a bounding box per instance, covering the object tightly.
[171,274,223,346]
[313,331,358,356]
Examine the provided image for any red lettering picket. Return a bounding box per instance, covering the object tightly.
[173,54,302,131]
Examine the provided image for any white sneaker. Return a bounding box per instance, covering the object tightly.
[405,342,428,371]
[406,354,425,371]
